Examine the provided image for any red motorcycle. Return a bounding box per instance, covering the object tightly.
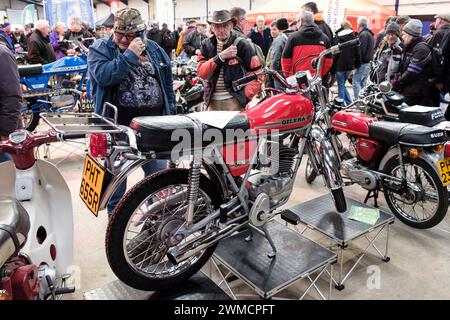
[72,39,361,291]
[305,84,449,229]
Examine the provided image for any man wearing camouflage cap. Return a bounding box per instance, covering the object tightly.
[88,8,174,214]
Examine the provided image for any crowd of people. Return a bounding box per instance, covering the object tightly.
[2,3,450,210]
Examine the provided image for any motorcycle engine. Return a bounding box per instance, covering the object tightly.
[248,143,297,207]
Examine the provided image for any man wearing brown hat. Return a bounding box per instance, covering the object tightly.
[88,8,174,214]
[197,10,263,111]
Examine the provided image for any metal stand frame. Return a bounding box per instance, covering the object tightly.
[209,257,334,300]
[282,194,394,291]
[208,221,336,300]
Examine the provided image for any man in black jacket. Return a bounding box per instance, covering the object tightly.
[65,16,94,48]
[182,20,207,58]
[394,19,432,106]
[247,15,272,57]
[430,14,450,107]
[353,16,374,98]
[27,20,56,64]
[0,43,23,162]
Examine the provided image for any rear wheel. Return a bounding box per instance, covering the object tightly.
[106,169,223,291]
[383,157,448,229]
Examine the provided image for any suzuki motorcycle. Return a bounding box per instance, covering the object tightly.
[305,82,449,229]
[19,38,93,132]
[0,129,76,299]
[69,39,360,291]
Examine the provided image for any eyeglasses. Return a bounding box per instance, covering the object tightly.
[114,31,137,41]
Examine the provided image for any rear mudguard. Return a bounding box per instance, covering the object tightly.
[378,145,443,173]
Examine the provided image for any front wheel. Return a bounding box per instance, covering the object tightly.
[106,168,223,291]
[305,157,318,184]
[383,157,448,229]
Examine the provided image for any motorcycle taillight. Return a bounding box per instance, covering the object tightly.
[445,142,450,158]
[190,78,198,86]
[89,133,111,158]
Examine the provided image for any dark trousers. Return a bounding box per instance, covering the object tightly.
[445,101,450,121]
[404,95,433,107]
[428,84,441,107]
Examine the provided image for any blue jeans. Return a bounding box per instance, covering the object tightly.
[0,152,11,163]
[107,159,167,214]
[336,71,353,105]
[353,63,371,99]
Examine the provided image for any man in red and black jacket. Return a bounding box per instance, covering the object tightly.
[197,10,263,111]
[281,10,333,77]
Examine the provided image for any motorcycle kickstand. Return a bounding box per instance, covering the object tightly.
[364,189,379,208]
[248,224,277,259]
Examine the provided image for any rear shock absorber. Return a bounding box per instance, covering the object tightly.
[186,160,201,228]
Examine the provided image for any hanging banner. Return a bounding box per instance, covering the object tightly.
[21,5,38,26]
[322,0,346,33]
[44,0,95,28]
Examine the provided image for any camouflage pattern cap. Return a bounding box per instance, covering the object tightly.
[114,8,146,33]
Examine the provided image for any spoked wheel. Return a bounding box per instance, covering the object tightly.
[106,169,223,291]
[383,157,448,229]
[305,157,318,184]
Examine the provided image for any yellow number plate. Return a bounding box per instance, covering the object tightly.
[437,158,450,186]
[80,155,105,216]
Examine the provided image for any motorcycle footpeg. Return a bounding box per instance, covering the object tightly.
[54,287,76,295]
[280,210,301,225]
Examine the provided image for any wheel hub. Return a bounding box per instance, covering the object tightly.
[158,217,184,247]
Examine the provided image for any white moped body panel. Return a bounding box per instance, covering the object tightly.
[0,159,73,275]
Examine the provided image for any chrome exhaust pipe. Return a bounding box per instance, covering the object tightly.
[167,222,245,265]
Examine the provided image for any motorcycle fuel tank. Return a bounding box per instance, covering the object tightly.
[245,93,314,132]
[43,55,87,74]
[331,111,376,137]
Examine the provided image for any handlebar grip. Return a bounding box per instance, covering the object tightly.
[232,74,259,88]
[338,39,360,51]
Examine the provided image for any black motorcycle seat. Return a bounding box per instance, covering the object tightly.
[383,91,404,107]
[131,112,251,154]
[18,64,43,77]
[0,197,30,267]
[398,105,445,127]
[369,121,447,146]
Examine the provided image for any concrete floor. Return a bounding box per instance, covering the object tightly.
[34,130,450,300]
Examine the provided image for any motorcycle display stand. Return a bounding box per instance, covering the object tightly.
[209,221,337,300]
[281,194,394,291]
[83,271,231,300]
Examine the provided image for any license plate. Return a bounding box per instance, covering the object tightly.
[80,155,106,216]
[437,158,450,186]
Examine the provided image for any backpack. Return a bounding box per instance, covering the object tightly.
[233,36,266,68]
[423,41,445,79]
[162,30,176,50]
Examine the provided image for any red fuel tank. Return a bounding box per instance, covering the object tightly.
[331,111,376,137]
[245,94,314,132]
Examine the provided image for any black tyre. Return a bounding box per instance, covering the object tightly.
[106,168,223,291]
[21,100,40,132]
[331,187,347,213]
[305,157,318,184]
[383,157,448,229]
